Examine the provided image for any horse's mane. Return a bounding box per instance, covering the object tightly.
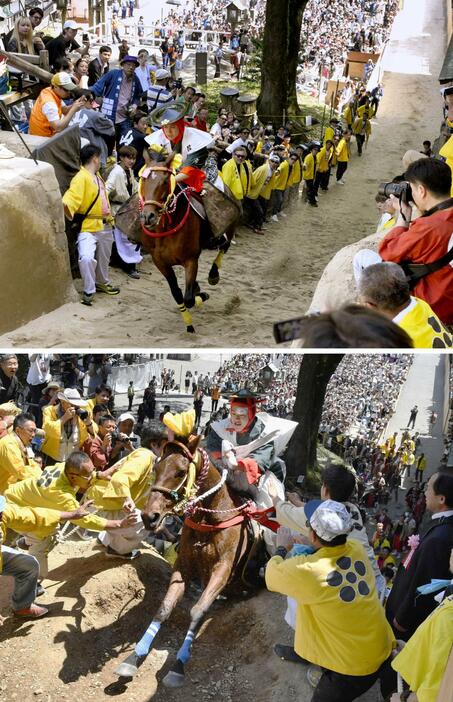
[147,148,169,163]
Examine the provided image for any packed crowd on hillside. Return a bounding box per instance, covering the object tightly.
[1,351,452,701]
[1,0,453,350]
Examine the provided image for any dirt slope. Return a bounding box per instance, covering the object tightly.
[0,539,378,702]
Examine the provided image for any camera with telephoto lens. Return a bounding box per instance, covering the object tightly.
[173,78,183,89]
[111,431,138,445]
[378,181,413,204]
[76,409,89,420]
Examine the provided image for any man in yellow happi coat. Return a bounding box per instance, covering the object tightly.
[5,451,137,580]
[86,421,169,558]
[0,412,42,495]
[221,145,253,201]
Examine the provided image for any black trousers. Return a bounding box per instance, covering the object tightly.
[356,133,365,155]
[271,189,284,215]
[305,178,317,204]
[244,197,265,228]
[312,655,396,702]
[336,161,348,181]
[258,195,270,221]
[315,170,330,191]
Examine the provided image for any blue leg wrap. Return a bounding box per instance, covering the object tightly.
[135,620,161,657]
[176,630,195,664]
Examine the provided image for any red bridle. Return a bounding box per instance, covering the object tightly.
[139,164,195,239]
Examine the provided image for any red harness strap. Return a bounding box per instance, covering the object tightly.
[184,506,279,533]
[140,193,193,239]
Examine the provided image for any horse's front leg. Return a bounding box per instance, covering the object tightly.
[163,561,231,688]
[184,259,209,310]
[156,262,195,333]
[115,568,186,678]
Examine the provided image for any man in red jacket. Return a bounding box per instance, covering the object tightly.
[378,158,453,325]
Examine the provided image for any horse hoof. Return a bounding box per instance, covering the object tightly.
[187,326,195,333]
[200,292,210,302]
[208,275,219,286]
[115,653,143,678]
[163,671,185,688]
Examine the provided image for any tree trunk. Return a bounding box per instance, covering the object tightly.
[88,0,95,28]
[285,354,343,480]
[256,0,289,125]
[286,0,308,115]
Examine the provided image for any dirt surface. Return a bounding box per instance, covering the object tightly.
[0,538,379,702]
[0,0,446,348]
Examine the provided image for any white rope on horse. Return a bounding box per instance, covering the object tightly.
[186,468,228,509]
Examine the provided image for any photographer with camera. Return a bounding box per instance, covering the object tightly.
[112,412,140,461]
[41,388,96,465]
[354,158,453,326]
[81,414,121,473]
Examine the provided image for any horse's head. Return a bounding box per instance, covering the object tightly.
[140,149,175,228]
[142,435,202,531]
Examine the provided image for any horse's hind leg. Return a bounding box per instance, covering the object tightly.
[115,568,186,678]
[157,263,196,333]
[208,229,232,286]
[163,562,231,688]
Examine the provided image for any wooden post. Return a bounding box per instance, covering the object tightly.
[39,49,49,73]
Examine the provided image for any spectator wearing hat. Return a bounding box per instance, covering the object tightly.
[91,55,142,146]
[0,354,20,405]
[0,412,42,495]
[38,382,62,425]
[28,72,86,137]
[266,500,396,702]
[146,68,172,112]
[46,20,89,72]
[41,388,95,464]
[115,412,140,459]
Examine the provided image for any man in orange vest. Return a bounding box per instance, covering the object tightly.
[29,72,86,138]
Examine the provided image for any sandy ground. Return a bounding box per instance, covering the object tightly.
[0,0,446,348]
[0,538,378,702]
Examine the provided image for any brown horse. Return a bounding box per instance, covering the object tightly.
[115,151,240,333]
[114,436,255,688]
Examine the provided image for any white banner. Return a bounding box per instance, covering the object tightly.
[110,361,163,394]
